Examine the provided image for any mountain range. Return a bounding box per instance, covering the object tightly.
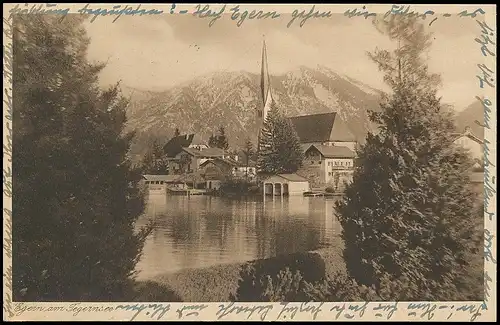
[122,66,484,162]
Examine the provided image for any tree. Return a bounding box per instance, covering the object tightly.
[12,14,152,301]
[257,102,304,175]
[208,126,229,150]
[208,133,217,148]
[242,138,255,181]
[177,154,192,189]
[141,139,167,174]
[173,128,180,137]
[217,126,229,150]
[335,15,479,300]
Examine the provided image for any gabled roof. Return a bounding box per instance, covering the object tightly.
[271,173,308,182]
[307,144,355,158]
[300,143,313,153]
[279,173,308,182]
[181,147,226,158]
[451,128,484,145]
[199,158,237,169]
[142,174,181,182]
[163,134,206,157]
[288,112,356,143]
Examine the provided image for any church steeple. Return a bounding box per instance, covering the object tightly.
[259,37,273,122]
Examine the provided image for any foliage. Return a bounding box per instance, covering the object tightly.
[208,126,229,150]
[257,102,304,174]
[173,128,180,137]
[232,252,325,302]
[218,178,258,196]
[260,268,305,302]
[335,15,480,300]
[242,138,255,180]
[332,173,341,191]
[12,14,152,301]
[141,139,168,174]
[325,186,335,193]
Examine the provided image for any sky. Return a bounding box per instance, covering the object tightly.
[85,7,485,111]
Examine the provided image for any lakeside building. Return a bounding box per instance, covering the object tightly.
[262,174,310,196]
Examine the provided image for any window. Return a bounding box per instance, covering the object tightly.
[145,181,149,185]
[335,161,339,166]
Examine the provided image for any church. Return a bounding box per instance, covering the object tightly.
[256,40,357,189]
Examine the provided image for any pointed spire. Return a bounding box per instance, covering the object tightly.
[260,36,273,121]
[261,36,270,107]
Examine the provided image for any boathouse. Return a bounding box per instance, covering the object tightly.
[262,174,310,196]
[141,175,186,191]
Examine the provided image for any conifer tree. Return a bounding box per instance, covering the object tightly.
[208,127,229,150]
[257,102,304,175]
[335,16,479,300]
[242,138,255,180]
[208,133,217,148]
[12,14,151,301]
[217,126,229,151]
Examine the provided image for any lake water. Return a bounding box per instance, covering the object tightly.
[135,193,343,280]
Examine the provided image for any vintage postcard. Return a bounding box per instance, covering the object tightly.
[3,3,497,322]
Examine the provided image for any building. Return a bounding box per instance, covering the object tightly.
[288,112,357,151]
[171,147,227,174]
[199,157,257,190]
[140,174,186,192]
[452,126,484,163]
[299,144,355,189]
[163,134,209,158]
[263,174,310,196]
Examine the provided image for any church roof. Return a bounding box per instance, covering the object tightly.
[288,112,356,143]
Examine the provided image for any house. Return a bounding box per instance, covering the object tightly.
[452,126,484,162]
[199,157,257,190]
[171,147,227,174]
[163,134,209,158]
[233,151,258,179]
[288,112,358,151]
[262,174,310,196]
[298,144,355,189]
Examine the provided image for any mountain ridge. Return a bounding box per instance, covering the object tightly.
[124,66,482,162]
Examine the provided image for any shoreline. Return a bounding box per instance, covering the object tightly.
[137,246,346,302]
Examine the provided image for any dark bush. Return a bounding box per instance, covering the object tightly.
[325,186,335,193]
[231,252,325,302]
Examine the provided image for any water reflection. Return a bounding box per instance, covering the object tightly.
[136,194,342,280]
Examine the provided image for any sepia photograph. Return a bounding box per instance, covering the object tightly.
[4,3,495,319]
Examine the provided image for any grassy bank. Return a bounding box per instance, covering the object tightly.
[134,247,345,302]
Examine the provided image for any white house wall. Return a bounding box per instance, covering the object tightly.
[454,136,483,161]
